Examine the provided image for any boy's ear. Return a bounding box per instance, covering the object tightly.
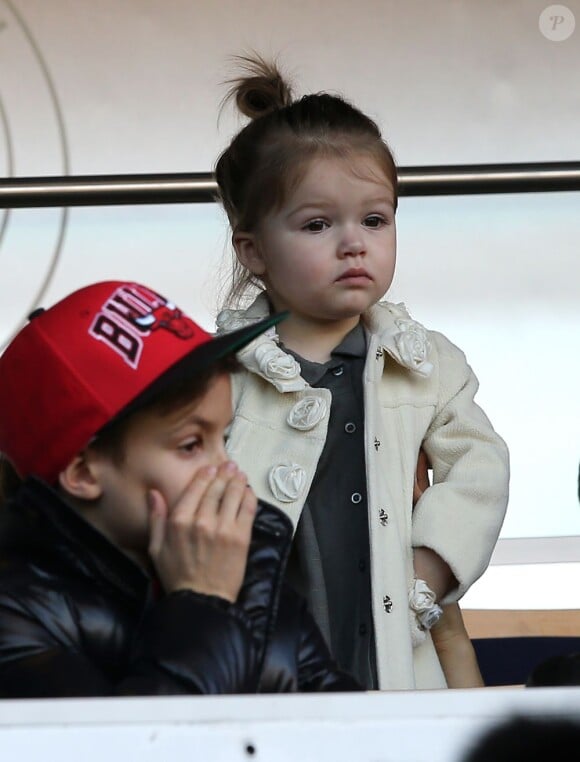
[58,452,103,501]
[232,231,266,276]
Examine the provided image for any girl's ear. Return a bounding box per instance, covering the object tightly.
[232,231,267,276]
[58,452,103,501]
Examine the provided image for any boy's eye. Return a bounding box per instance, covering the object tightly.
[303,219,328,232]
[180,438,201,453]
[363,214,386,228]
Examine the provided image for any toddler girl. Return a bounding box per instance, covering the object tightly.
[213,54,509,690]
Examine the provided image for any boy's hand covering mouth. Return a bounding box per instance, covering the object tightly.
[147,462,257,602]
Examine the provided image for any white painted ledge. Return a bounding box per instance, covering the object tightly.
[0,688,579,762]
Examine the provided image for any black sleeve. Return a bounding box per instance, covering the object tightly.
[290,591,363,692]
[123,591,261,695]
[0,591,259,698]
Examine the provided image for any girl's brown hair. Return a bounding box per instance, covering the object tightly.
[215,53,398,307]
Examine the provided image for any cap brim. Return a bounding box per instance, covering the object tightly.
[111,310,288,421]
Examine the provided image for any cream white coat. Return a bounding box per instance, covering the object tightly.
[217,294,510,690]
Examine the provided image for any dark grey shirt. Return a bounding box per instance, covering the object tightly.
[283,322,378,689]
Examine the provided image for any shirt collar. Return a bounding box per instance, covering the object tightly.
[281,322,367,385]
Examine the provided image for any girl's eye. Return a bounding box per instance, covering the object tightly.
[303,219,328,233]
[363,214,386,228]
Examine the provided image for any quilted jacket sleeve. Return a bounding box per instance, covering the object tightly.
[125,590,260,695]
[293,595,363,692]
[0,588,259,698]
[254,584,362,693]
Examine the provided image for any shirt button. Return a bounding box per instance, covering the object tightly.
[332,366,344,377]
[344,422,356,434]
[359,623,367,636]
[351,492,362,504]
[358,559,366,572]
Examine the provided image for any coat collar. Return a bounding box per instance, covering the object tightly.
[367,301,434,377]
[216,293,433,392]
[3,477,151,608]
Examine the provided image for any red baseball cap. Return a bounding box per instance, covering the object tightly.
[0,280,285,483]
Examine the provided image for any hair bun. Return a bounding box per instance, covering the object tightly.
[224,53,293,120]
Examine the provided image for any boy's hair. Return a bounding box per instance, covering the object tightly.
[215,52,398,307]
[0,356,238,503]
[89,354,239,467]
[0,280,284,486]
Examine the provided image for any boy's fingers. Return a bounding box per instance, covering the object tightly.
[195,461,239,518]
[216,470,251,520]
[169,465,218,522]
[148,489,167,557]
[237,486,258,530]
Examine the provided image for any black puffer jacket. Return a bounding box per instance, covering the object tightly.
[0,478,361,697]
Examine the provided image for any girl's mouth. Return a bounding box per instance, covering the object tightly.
[337,268,372,283]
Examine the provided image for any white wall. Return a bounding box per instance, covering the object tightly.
[1,0,579,598]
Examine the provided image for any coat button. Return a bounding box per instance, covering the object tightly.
[332,366,344,377]
[383,595,393,613]
[344,422,356,434]
[351,492,362,504]
[287,396,327,430]
[379,509,389,526]
[268,462,307,502]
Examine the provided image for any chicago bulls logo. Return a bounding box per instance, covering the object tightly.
[89,284,197,367]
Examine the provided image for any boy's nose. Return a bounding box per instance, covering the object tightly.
[213,440,229,467]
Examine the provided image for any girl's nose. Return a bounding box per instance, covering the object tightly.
[338,226,366,258]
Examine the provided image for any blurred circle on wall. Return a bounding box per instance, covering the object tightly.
[0,0,68,351]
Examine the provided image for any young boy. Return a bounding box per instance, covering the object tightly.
[0,280,361,697]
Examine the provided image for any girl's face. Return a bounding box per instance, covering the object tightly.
[234,154,396,328]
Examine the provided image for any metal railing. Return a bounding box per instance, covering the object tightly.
[1,161,579,207]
